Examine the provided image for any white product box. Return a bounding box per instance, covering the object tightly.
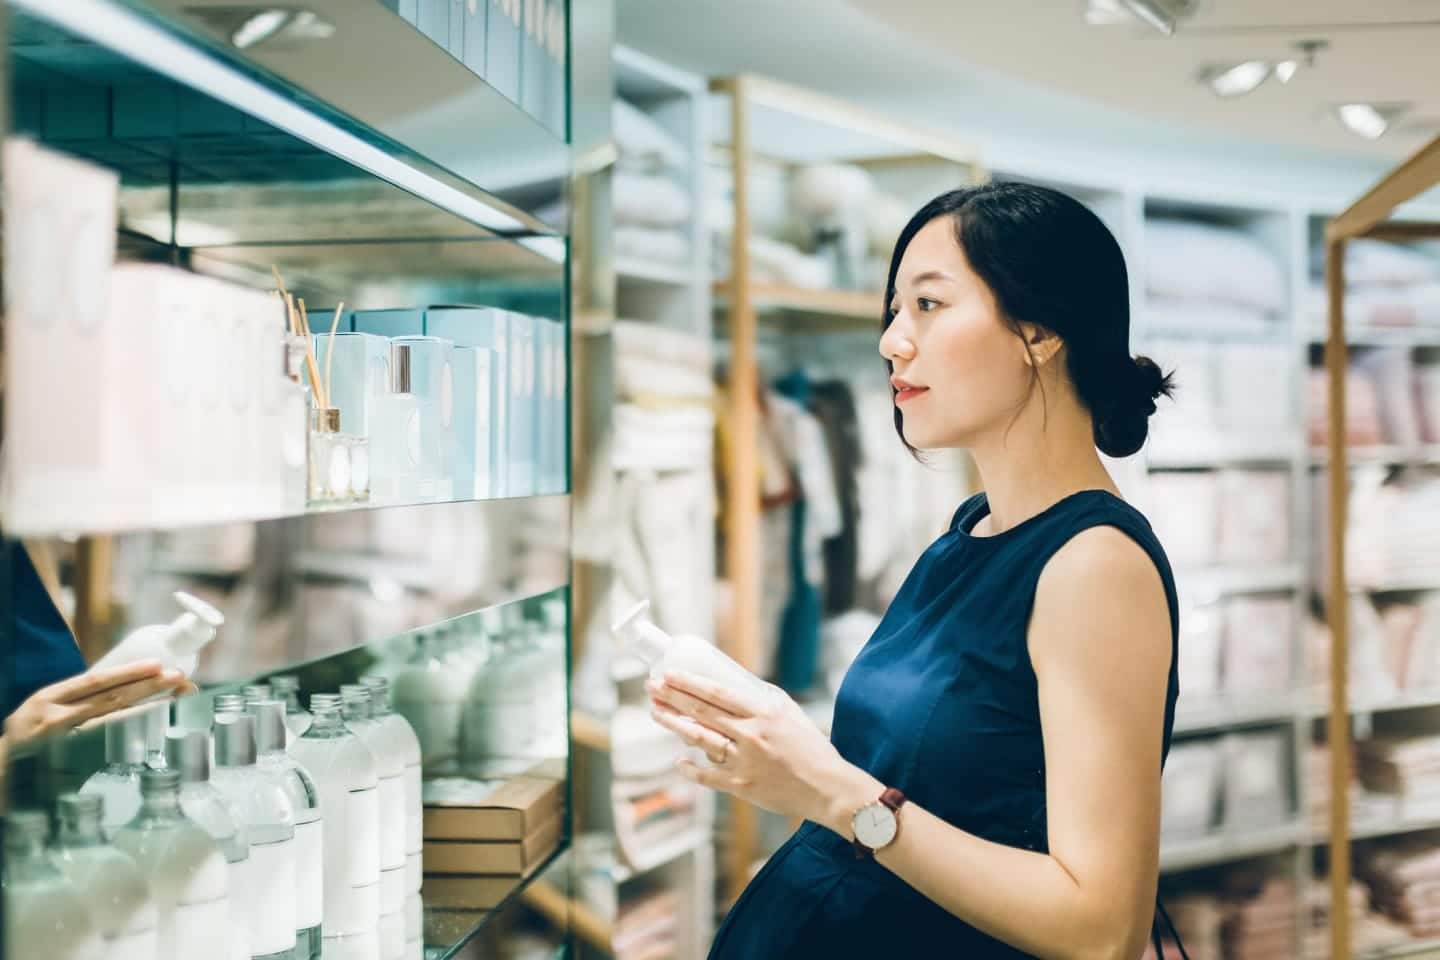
[506,312,538,497]
[451,346,494,501]
[426,307,509,498]
[313,332,391,440]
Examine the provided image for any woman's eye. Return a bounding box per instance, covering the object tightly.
[917,297,939,312]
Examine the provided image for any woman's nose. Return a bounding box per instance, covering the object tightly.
[880,320,916,362]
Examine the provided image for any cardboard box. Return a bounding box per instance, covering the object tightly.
[422,774,562,840]
[423,810,561,875]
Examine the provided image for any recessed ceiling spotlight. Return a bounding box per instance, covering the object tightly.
[1198,61,1273,98]
[231,9,290,49]
[1335,103,1412,140]
[1085,0,1197,34]
[1274,60,1299,84]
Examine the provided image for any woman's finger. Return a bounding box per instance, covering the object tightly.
[652,683,744,738]
[677,758,735,792]
[662,669,764,718]
[651,703,730,756]
[47,660,167,704]
[66,673,187,727]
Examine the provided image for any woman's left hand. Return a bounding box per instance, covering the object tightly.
[647,670,877,829]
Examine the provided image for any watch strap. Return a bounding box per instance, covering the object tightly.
[851,787,907,860]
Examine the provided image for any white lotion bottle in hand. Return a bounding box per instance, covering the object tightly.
[611,599,775,706]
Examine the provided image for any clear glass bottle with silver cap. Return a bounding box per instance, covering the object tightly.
[291,693,380,940]
[339,684,405,955]
[309,406,352,505]
[269,674,313,738]
[167,728,253,960]
[4,810,105,960]
[241,683,271,703]
[249,698,324,959]
[361,676,422,896]
[211,711,298,959]
[79,713,149,836]
[371,340,440,506]
[51,792,159,960]
[111,768,232,960]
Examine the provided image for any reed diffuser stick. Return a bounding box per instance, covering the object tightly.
[324,301,344,409]
[296,298,327,408]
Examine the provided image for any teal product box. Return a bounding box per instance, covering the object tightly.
[448,0,466,59]
[378,0,419,22]
[417,0,450,48]
[486,0,522,104]
[540,318,564,495]
[391,336,457,501]
[547,0,567,137]
[311,332,390,439]
[549,318,568,493]
[520,0,546,126]
[426,307,509,498]
[506,311,537,497]
[462,0,486,76]
[352,309,423,338]
[451,346,494,500]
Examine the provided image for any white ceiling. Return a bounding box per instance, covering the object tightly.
[851,0,1440,157]
[616,0,1439,201]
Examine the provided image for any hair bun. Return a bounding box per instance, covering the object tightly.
[1095,355,1175,458]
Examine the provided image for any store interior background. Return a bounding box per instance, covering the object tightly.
[5,1,1440,959]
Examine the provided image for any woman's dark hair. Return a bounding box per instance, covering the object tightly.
[883,182,1174,458]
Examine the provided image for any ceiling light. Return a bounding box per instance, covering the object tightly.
[1335,103,1411,141]
[231,9,290,49]
[1274,60,1299,84]
[1199,61,1273,98]
[1085,0,1196,34]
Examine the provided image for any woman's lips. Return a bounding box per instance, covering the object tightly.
[895,387,929,405]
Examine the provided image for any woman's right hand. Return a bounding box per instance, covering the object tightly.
[2,660,196,749]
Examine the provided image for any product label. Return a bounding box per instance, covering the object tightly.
[250,838,298,955]
[379,774,406,869]
[172,893,230,960]
[109,928,159,960]
[296,819,324,929]
[349,785,381,885]
[404,762,422,856]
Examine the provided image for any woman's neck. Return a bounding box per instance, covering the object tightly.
[967,400,1117,536]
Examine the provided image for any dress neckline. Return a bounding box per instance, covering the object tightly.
[957,489,1122,544]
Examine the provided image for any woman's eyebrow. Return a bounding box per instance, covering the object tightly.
[901,269,955,286]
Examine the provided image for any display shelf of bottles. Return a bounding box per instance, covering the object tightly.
[1159,822,1304,873]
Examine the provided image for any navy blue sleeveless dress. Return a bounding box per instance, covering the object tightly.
[708,489,1181,959]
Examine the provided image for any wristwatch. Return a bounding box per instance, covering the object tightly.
[850,787,907,859]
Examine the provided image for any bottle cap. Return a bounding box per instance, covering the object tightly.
[106,713,149,766]
[213,712,257,767]
[242,684,272,702]
[339,685,372,721]
[170,591,224,657]
[166,729,211,783]
[270,676,300,694]
[57,792,103,828]
[359,676,391,714]
[213,693,247,716]
[312,407,341,433]
[610,599,671,666]
[390,342,412,394]
[310,692,342,711]
[247,700,288,753]
[139,767,182,798]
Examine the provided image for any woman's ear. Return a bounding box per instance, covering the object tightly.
[1018,323,1062,368]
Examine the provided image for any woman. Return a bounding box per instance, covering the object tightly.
[649,182,1181,959]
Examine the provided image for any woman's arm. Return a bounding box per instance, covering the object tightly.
[652,525,1172,960]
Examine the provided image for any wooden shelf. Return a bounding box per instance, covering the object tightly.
[1308,445,1440,468]
[1360,938,1440,960]
[571,709,612,752]
[614,828,710,883]
[1174,694,1300,735]
[521,880,614,955]
[1175,564,1303,595]
[1159,822,1303,873]
[617,258,692,287]
[713,281,882,324]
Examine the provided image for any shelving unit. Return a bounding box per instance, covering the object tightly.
[0,0,580,956]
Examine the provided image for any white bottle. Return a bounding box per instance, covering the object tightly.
[3,810,105,960]
[250,699,324,959]
[612,599,775,705]
[79,713,147,837]
[167,728,253,960]
[291,695,380,940]
[360,676,422,896]
[52,793,159,960]
[393,629,472,771]
[93,590,225,675]
[339,685,405,959]
[111,768,231,960]
[211,712,298,959]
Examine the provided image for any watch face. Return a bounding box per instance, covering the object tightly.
[852,802,898,850]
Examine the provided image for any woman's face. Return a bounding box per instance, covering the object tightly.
[879,215,1038,450]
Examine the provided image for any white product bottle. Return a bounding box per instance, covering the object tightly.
[291,695,380,940]
[360,676,422,896]
[460,628,540,761]
[211,712,298,959]
[611,599,775,705]
[111,768,231,960]
[3,810,105,960]
[93,590,225,675]
[52,792,159,960]
[250,699,324,959]
[79,713,148,837]
[339,684,405,956]
[270,674,313,738]
[167,728,253,960]
[393,629,473,771]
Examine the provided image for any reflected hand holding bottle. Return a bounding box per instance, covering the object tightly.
[3,660,197,750]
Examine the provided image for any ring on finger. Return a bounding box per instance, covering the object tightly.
[708,736,735,766]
